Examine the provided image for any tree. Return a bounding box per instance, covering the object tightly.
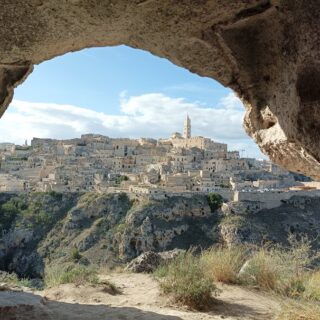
[207,193,223,212]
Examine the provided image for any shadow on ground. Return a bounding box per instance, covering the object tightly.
[0,290,182,320]
[0,286,277,320]
[209,298,273,320]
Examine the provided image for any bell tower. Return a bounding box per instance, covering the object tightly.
[183,115,191,139]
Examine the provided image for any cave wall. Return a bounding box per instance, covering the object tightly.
[0,0,319,177]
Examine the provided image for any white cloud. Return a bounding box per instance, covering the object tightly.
[0,92,265,158]
[218,92,244,110]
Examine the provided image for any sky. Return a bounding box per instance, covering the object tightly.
[0,45,265,159]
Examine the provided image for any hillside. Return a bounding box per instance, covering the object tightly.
[0,192,219,278]
[1,191,320,280]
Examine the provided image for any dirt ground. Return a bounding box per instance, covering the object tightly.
[0,272,280,320]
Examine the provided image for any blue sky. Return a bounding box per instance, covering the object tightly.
[14,46,228,112]
[1,45,265,159]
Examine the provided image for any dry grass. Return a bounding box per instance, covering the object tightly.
[0,271,33,288]
[156,235,320,312]
[200,246,248,284]
[154,250,219,310]
[238,248,285,291]
[238,235,320,298]
[302,270,320,301]
[278,300,320,320]
[44,264,99,288]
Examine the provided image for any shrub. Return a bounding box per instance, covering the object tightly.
[201,246,248,284]
[79,193,99,206]
[44,264,99,288]
[207,193,223,212]
[239,248,284,291]
[153,264,169,279]
[219,214,246,228]
[48,190,62,200]
[0,271,33,288]
[0,201,19,230]
[70,247,82,261]
[115,175,129,186]
[239,235,319,297]
[154,250,219,310]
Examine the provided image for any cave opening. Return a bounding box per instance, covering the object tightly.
[0,45,267,283]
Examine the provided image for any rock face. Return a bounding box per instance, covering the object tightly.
[2,191,320,278]
[118,195,216,261]
[0,192,79,277]
[0,1,320,177]
[218,196,320,248]
[0,192,218,277]
[126,251,163,273]
[126,249,185,273]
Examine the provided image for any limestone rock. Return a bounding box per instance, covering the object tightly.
[126,249,185,273]
[126,251,163,273]
[118,195,215,260]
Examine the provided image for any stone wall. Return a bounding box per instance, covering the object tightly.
[234,189,320,210]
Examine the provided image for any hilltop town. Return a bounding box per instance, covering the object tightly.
[0,116,318,209]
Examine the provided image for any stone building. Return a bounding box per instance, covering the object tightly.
[0,116,301,195]
[183,115,191,139]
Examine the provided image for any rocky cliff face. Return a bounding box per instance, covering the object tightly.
[2,191,320,279]
[219,196,320,248]
[0,192,79,277]
[117,196,217,261]
[0,192,218,278]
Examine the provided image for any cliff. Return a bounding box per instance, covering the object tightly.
[0,192,218,278]
[1,191,320,280]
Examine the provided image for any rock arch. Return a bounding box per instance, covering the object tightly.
[1,0,320,178]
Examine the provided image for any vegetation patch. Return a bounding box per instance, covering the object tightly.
[207,193,223,212]
[201,245,248,284]
[238,235,320,298]
[44,264,99,287]
[0,271,36,289]
[278,300,320,320]
[154,250,219,310]
[70,247,82,261]
[219,214,247,227]
[114,175,129,186]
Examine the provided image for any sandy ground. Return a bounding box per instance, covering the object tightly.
[0,273,280,320]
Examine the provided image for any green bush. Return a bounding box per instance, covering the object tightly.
[154,250,219,310]
[115,175,129,185]
[207,193,223,212]
[44,264,98,288]
[0,201,19,230]
[48,190,62,200]
[70,247,82,261]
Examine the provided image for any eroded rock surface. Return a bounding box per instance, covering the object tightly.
[0,192,218,277]
[0,0,320,176]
